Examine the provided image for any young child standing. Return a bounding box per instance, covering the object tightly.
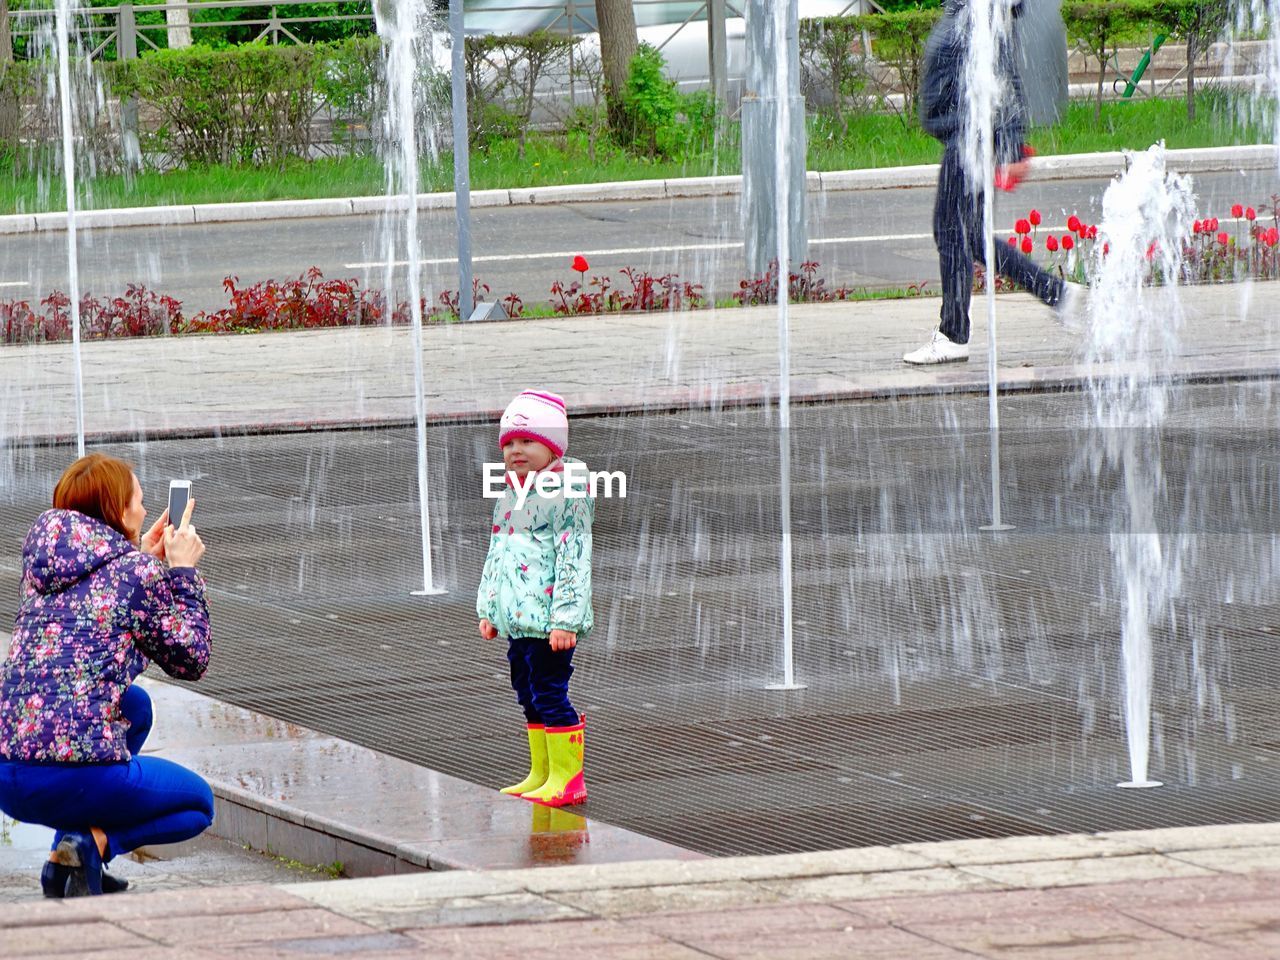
[477,390,594,807]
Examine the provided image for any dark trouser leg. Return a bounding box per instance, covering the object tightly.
[507,638,542,724]
[959,160,1066,307]
[935,147,975,345]
[987,239,1066,305]
[527,640,578,728]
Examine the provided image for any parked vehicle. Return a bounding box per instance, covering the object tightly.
[462,1,865,97]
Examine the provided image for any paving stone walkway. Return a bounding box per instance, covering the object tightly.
[1,283,1275,443]
[3,824,1280,958]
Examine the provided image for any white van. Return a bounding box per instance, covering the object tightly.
[462,1,869,97]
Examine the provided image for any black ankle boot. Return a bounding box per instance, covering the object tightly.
[40,861,70,898]
[101,870,128,894]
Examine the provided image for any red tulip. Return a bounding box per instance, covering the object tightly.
[1029,209,1042,226]
[1015,219,1031,235]
[1086,225,1098,239]
[1232,204,1244,218]
[1007,236,1018,247]
[1046,235,1059,252]
[1218,232,1230,245]
[1020,237,1034,254]
[1192,220,1202,234]
[1067,214,1082,233]
[1266,227,1279,246]
[1102,242,1110,255]
[1061,234,1074,251]
[571,255,589,274]
[1145,241,1158,260]
[1246,207,1257,221]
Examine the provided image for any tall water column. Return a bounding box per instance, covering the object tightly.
[742,0,807,277]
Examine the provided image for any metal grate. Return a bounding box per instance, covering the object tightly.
[5,382,1280,855]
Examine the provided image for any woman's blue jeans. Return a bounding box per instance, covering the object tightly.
[0,685,214,861]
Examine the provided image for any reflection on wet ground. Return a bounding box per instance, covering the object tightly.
[4,384,1280,855]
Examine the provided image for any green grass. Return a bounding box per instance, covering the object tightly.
[1029,88,1272,155]
[1,91,1270,215]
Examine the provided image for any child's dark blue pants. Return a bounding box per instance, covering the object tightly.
[506,636,578,727]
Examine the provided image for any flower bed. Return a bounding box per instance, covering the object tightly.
[1004,197,1280,285]
[3,200,1277,346]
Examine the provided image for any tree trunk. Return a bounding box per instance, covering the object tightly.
[595,0,637,133]
[0,0,18,167]
[1185,19,1197,122]
[166,0,193,48]
[0,0,11,63]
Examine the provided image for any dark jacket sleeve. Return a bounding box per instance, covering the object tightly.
[919,23,963,143]
[128,559,211,680]
[921,12,1028,165]
[992,37,1028,165]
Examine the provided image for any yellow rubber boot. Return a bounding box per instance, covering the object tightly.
[521,720,586,807]
[500,724,548,796]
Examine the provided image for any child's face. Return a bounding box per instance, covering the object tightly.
[503,437,555,479]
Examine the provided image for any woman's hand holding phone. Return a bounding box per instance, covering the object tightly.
[164,498,205,569]
[141,510,170,560]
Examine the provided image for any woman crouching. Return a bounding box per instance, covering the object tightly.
[0,453,213,897]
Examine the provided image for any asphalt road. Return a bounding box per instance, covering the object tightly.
[2,169,1277,315]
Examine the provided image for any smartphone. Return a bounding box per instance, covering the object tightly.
[167,480,192,530]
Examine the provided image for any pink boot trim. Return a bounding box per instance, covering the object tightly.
[544,721,584,734]
[527,771,587,807]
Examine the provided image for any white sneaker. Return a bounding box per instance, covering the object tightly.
[1054,282,1087,328]
[903,329,969,365]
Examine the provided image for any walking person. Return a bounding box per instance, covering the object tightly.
[904,0,1080,365]
[478,390,594,808]
[0,453,214,896]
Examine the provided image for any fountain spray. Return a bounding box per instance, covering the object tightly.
[375,0,445,596]
[961,0,1015,533]
[1084,144,1196,789]
[765,0,805,692]
[54,0,86,457]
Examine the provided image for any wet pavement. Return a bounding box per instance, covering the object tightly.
[5,371,1280,856]
[4,284,1280,862]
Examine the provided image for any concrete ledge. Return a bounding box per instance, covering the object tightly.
[134,677,701,877]
[3,144,1271,235]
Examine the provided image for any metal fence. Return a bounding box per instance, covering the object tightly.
[6,0,869,63]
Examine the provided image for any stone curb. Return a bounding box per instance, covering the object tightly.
[10,355,1280,451]
[280,821,1280,927]
[1,144,1272,236]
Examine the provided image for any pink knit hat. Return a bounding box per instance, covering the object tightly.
[499,389,568,458]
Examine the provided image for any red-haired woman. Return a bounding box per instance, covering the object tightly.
[0,453,213,897]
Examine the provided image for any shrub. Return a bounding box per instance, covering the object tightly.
[799,16,875,128]
[851,8,943,125]
[314,36,384,155]
[618,43,717,159]
[465,31,578,154]
[113,43,324,167]
[734,260,856,306]
[1063,0,1151,122]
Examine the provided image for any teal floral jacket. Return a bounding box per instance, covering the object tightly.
[476,458,594,640]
